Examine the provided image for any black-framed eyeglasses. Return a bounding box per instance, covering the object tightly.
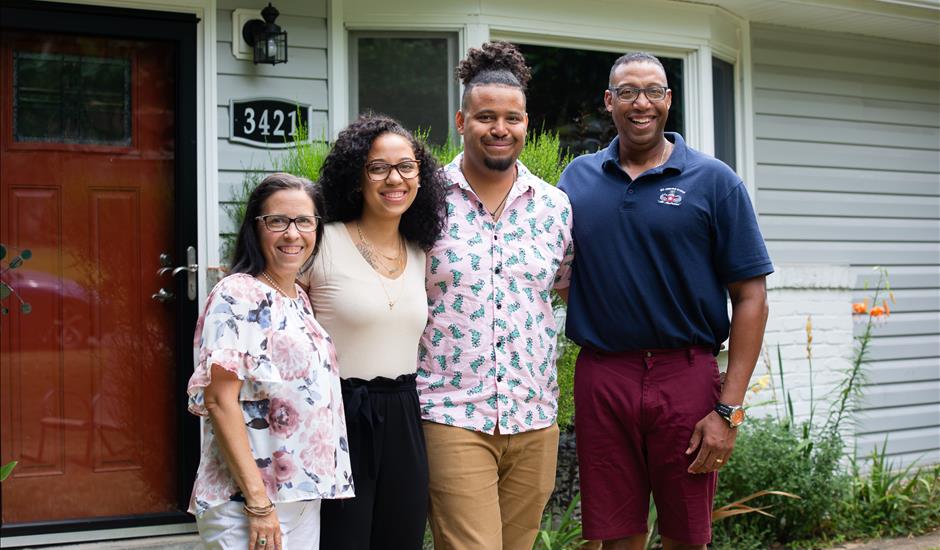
[608,85,669,103]
[365,159,421,181]
[255,214,320,232]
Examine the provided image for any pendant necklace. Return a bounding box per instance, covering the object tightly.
[462,161,517,220]
[354,222,405,309]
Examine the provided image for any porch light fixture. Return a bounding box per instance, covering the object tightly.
[242,3,287,65]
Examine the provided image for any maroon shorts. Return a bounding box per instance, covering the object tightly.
[574,346,720,545]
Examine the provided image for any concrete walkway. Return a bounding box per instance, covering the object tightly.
[825,530,940,550]
[21,535,200,550]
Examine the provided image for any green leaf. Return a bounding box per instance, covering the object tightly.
[20,249,31,260]
[0,282,10,300]
[20,303,31,314]
[0,461,17,482]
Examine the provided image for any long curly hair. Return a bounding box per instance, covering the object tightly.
[457,41,531,110]
[317,115,446,251]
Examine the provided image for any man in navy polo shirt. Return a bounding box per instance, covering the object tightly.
[557,52,773,550]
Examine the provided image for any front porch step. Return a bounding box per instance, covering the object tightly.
[25,535,200,550]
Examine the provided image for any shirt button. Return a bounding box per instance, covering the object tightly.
[494,266,502,274]
[493,235,498,240]
[497,375,503,382]
[496,303,502,310]
[496,340,503,348]
[646,351,652,358]
[628,189,634,194]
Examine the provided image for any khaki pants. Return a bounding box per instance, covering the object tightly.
[423,422,559,550]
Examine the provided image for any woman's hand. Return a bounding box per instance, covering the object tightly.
[248,509,282,550]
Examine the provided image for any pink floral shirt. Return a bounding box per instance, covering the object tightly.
[187,273,354,516]
[417,154,574,434]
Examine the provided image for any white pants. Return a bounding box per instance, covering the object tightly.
[196,500,321,550]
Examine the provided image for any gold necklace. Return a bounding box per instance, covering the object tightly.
[356,222,404,276]
[261,271,291,298]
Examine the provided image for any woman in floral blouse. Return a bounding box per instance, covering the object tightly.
[187,173,353,550]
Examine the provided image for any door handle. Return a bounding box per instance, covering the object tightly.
[151,288,175,303]
[155,246,198,301]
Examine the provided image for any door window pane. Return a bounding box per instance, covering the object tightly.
[712,56,736,170]
[13,51,131,146]
[518,44,684,156]
[352,35,456,145]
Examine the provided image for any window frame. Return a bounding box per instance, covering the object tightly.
[347,30,460,142]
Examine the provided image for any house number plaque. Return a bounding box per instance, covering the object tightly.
[230,98,311,148]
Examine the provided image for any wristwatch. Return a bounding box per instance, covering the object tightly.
[714,402,746,428]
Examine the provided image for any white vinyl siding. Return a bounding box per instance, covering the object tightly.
[751,23,940,467]
[215,0,330,238]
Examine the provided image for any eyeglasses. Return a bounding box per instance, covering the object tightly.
[255,214,320,233]
[365,160,421,181]
[608,85,669,103]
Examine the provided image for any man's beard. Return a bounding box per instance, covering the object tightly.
[483,155,515,172]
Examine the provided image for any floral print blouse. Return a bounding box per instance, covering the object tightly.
[187,273,354,516]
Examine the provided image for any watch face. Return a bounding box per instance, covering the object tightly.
[730,408,746,426]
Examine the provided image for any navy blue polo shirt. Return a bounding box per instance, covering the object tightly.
[558,133,773,353]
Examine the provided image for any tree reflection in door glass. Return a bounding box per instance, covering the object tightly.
[13,52,131,145]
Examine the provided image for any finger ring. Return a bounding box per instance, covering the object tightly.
[259,538,267,546]
[715,458,723,463]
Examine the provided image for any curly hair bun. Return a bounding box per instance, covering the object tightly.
[456,41,531,88]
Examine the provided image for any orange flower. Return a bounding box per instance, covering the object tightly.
[870,306,886,317]
[852,302,868,314]
[883,299,890,316]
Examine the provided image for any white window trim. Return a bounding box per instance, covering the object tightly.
[329,1,476,139]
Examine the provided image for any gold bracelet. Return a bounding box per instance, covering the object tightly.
[243,500,276,517]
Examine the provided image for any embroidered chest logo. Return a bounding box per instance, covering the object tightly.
[657,187,685,206]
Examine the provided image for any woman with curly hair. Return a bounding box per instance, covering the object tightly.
[298,115,446,549]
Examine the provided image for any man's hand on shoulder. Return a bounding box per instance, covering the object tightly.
[685,410,738,474]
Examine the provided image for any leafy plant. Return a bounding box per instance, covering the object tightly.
[535,493,585,550]
[837,444,940,538]
[0,460,17,482]
[0,244,33,315]
[711,417,848,546]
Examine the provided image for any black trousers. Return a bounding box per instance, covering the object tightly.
[320,374,429,550]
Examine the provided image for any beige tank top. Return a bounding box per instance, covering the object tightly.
[300,222,427,380]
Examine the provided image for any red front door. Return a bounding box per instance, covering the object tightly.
[1,31,180,523]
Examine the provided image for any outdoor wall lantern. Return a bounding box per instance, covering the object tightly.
[241,3,287,65]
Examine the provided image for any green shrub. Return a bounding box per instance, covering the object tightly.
[554,337,578,432]
[835,449,940,539]
[711,418,849,548]
[520,130,571,185]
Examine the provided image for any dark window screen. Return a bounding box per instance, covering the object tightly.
[712,56,736,170]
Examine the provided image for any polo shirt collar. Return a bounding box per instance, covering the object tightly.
[443,152,537,196]
[601,132,688,176]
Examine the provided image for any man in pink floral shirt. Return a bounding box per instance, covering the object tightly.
[418,42,574,550]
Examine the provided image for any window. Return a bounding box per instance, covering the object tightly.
[712,56,736,170]
[349,33,458,145]
[13,51,131,145]
[516,44,684,156]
